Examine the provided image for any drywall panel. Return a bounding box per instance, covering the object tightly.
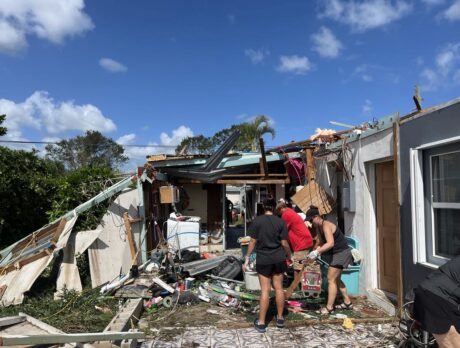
[88,189,140,287]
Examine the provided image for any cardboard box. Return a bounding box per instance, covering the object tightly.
[160,186,179,204]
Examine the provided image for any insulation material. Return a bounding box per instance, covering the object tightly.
[291,181,335,216]
[55,230,102,298]
[88,189,141,287]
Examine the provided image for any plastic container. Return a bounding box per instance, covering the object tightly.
[244,271,261,291]
[320,236,361,295]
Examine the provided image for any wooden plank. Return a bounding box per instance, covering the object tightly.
[0,285,6,300]
[104,298,143,332]
[11,220,60,255]
[259,138,269,178]
[217,178,290,184]
[291,181,334,215]
[306,148,316,181]
[0,331,145,346]
[50,218,68,245]
[0,249,52,275]
[0,316,26,328]
[123,212,138,266]
[221,173,287,178]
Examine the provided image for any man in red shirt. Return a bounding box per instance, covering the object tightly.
[276,202,314,298]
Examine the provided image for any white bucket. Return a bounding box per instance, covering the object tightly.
[244,271,261,291]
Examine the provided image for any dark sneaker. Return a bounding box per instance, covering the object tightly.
[254,319,267,333]
[276,316,285,328]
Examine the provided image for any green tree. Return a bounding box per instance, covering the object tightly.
[0,114,7,136]
[47,166,115,231]
[45,130,128,171]
[238,115,275,151]
[0,147,63,248]
[175,116,276,155]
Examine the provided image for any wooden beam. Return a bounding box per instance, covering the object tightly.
[217,178,290,184]
[0,331,145,346]
[0,285,6,301]
[50,218,68,246]
[11,220,61,255]
[259,138,269,178]
[123,212,138,266]
[306,148,316,181]
[222,173,287,178]
[0,248,52,275]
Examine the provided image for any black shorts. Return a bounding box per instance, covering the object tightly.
[256,261,287,277]
[414,287,460,334]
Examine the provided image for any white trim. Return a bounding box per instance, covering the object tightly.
[416,135,460,150]
[367,163,378,289]
[410,148,426,264]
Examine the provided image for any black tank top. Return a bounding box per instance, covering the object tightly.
[319,223,349,258]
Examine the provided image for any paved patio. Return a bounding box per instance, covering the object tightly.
[140,322,401,347]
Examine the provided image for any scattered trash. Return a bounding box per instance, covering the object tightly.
[342,318,354,330]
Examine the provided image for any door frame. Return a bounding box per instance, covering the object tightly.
[369,157,403,305]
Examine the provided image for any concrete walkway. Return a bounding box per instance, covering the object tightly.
[141,322,400,347]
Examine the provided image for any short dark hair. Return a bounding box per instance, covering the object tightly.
[305,206,320,221]
[262,196,276,212]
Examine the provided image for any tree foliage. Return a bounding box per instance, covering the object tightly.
[47,166,115,232]
[175,115,275,155]
[0,147,63,248]
[0,114,6,136]
[45,130,128,171]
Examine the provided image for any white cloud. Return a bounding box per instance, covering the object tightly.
[311,26,343,58]
[362,99,373,114]
[228,14,235,24]
[443,0,460,20]
[0,91,116,140]
[160,126,194,147]
[244,49,269,64]
[116,133,136,145]
[0,0,94,54]
[354,64,373,81]
[99,58,127,73]
[421,43,460,90]
[277,55,313,75]
[319,0,412,32]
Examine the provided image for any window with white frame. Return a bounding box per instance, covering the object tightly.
[411,140,460,266]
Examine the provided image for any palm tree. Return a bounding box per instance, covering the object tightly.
[238,115,275,151]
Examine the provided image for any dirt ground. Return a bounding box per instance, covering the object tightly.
[140,293,393,339]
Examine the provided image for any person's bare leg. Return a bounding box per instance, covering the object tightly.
[272,273,285,319]
[326,267,342,310]
[433,325,460,348]
[258,274,272,325]
[337,279,352,305]
[285,269,302,299]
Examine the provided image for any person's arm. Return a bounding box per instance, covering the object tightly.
[281,239,292,259]
[309,222,334,259]
[243,238,256,272]
[316,222,334,255]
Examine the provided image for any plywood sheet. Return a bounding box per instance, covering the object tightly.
[291,181,334,215]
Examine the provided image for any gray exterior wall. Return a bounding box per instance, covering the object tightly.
[315,127,394,294]
[399,101,460,296]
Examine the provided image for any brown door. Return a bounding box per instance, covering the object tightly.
[376,161,399,294]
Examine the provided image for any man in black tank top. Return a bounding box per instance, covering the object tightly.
[305,206,353,315]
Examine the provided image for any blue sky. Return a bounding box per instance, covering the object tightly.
[1,0,460,169]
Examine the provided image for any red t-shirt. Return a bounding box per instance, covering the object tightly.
[281,208,313,251]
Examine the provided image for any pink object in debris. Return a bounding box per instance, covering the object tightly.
[286,300,303,307]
